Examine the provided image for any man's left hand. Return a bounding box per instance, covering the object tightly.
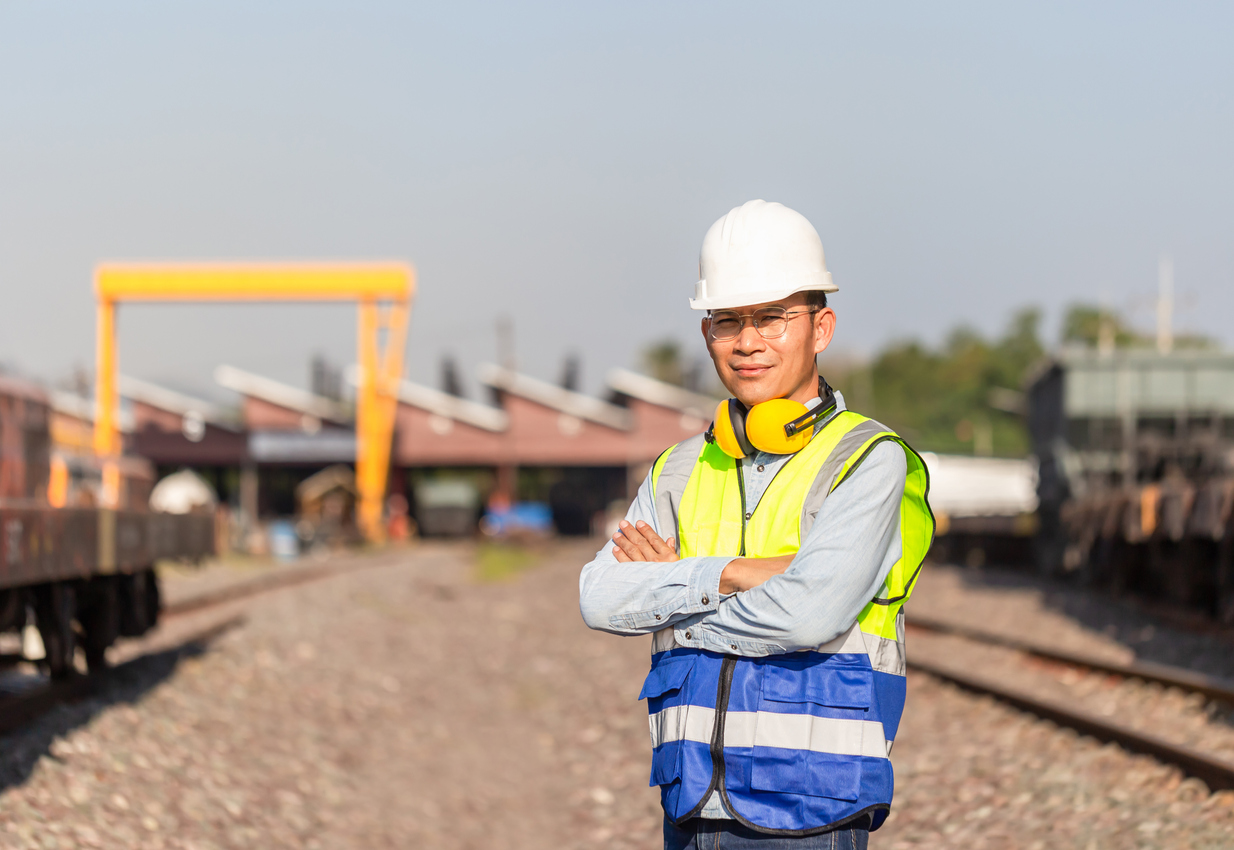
[612,521,678,563]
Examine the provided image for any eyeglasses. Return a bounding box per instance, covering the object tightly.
[707,307,818,341]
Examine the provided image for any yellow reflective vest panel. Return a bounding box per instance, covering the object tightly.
[639,411,934,834]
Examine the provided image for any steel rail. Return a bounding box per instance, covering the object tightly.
[905,614,1234,705]
[162,563,342,618]
[0,548,415,738]
[0,615,244,737]
[907,655,1234,791]
[161,547,414,619]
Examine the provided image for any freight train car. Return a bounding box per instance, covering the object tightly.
[1029,348,1234,620]
[921,452,1038,568]
[0,376,213,678]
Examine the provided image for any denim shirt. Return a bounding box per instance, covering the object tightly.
[578,391,907,819]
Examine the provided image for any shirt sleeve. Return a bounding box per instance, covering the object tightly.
[670,440,908,656]
[578,468,736,636]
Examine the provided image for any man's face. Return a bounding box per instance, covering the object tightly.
[701,292,836,407]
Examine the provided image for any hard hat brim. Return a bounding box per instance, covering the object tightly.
[689,279,839,312]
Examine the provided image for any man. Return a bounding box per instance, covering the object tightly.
[579,200,933,849]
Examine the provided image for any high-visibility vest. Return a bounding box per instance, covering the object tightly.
[640,410,934,834]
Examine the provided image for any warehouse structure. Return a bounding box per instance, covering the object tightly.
[106,361,720,537]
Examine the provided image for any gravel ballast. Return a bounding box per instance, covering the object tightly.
[0,544,1231,848]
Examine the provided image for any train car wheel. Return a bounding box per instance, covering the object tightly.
[143,567,161,629]
[78,577,120,673]
[33,583,77,680]
[118,572,149,637]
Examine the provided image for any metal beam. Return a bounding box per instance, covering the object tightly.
[95,263,411,301]
[93,263,415,544]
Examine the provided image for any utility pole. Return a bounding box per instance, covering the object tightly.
[1156,254,1174,355]
[496,315,515,371]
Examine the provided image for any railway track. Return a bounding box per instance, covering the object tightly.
[0,548,408,738]
[906,614,1234,791]
[0,614,245,737]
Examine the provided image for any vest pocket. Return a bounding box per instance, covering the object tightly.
[760,661,872,710]
[641,654,699,789]
[638,655,697,702]
[750,751,862,801]
[746,658,873,802]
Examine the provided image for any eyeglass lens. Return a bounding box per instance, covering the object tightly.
[709,308,793,340]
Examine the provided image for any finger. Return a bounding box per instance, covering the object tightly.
[612,545,632,563]
[634,521,673,556]
[612,528,644,560]
[618,521,658,560]
[667,537,677,553]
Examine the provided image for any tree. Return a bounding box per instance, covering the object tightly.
[642,340,685,386]
[1061,306,1144,348]
[829,308,1045,457]
[1062,303,1215,351]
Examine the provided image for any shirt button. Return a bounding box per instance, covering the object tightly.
[702,596,709,605]
[654,614,661,620]
[731,645,738,650]
[684,630,692,640]
[745,512,752,520]
[757,464,765,472]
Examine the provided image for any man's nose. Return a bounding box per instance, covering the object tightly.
[732,323,765,353]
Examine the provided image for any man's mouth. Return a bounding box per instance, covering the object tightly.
[731,363,773,376]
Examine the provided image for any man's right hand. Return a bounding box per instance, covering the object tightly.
[719,555,793,594]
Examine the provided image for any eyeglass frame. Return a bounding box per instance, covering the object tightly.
[705,306,820,341]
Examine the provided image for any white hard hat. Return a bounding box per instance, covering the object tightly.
[690,200,837,311]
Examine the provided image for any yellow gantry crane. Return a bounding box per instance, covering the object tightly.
[93,262,415,543]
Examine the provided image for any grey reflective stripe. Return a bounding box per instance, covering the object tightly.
[815,623,905,677]
[653,433,708,548]
[799,419,895,538]
[650,706,890,760]
[863,629,906,678]
[652,627,680,654]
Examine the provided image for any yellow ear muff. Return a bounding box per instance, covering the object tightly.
[746,398,814,454]
[711,398,753,459]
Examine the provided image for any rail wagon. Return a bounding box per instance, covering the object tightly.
[0,376,214,678]
[1029,348,1234,620]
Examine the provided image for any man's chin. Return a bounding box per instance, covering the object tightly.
[726,376,782,407]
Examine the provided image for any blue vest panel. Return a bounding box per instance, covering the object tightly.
[641,645,902,833]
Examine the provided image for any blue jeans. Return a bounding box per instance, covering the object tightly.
[664,817,870,849]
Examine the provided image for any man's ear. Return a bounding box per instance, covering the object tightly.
[814,308,836,355]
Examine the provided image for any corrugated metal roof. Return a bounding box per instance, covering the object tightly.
[477,363,632,431]
[120,375,238,430]
[396,380,509,433]
[605,368,719,418]
[50,391,136,432]
[214,365,351,423]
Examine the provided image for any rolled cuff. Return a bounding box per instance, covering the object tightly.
[605,556,734,631]
[673,623,788,657]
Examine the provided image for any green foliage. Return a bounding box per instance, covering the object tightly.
[474,543,538,583]
[1061,305,1145,348]
[642,340,685,386]
[829,308,1044,457]
[1061,303,1216,351]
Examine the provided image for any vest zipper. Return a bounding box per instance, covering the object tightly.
[735,459,747,557]
[710,657,737,797]
[703,457,744,813]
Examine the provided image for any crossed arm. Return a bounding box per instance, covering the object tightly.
[578,441,908,656]
[609,520,790,595]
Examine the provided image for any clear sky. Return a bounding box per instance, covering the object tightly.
[1,2,1231,400]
